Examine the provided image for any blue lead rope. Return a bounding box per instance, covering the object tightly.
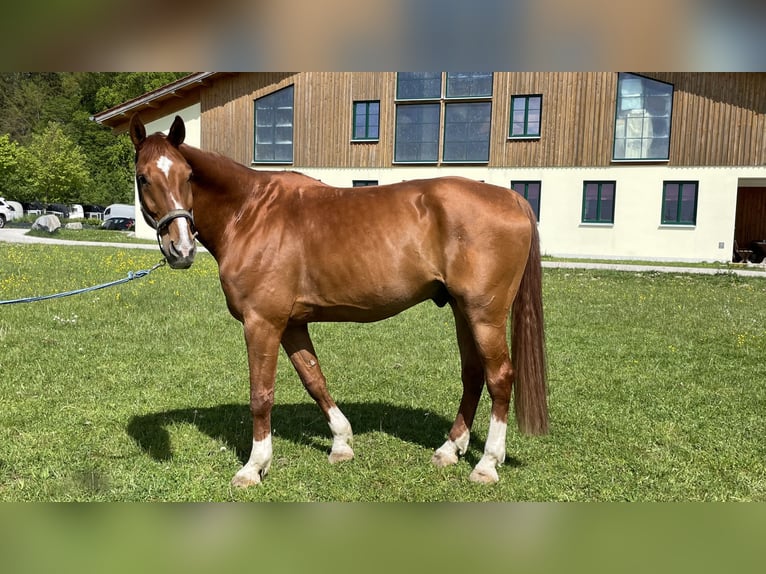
[0,258,166,305]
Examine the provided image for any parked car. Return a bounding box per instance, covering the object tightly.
[82,204,105,220]
[69,204,84,219]
[0,197,12,228]
[45,203,70,218]
[101,217,135,231]
[103,204,135,220]
[21,201,44,215]
[5,200,23,220]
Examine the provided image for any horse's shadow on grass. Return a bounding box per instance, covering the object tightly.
[126,402,522,469]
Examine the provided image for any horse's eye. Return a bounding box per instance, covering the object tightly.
[137,174,148,186]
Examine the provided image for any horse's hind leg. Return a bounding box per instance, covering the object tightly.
[282,324,354,463]
[432,304,484,468]
[467,322,513,484]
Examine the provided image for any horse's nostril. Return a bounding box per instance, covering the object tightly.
[170,240,195,259]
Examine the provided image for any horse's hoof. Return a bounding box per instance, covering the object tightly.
[469,465,499,484]
[231,468,264,488]
[431,449,459,468]
[328,446,354,464]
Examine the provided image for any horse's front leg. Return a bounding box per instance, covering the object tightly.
[231,316,283,488]
[282,324,354,463]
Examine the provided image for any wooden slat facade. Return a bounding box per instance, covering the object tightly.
[198,72,766,170]
[648,72,766,167]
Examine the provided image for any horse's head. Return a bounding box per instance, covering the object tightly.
[129,114,197,269]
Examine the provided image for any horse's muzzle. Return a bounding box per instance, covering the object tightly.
[151,208,196,269]
[165,239,196,269]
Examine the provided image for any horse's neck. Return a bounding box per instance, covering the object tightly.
[181,145,252,255]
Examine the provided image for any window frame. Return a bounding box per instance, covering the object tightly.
[395,72,443,101]
[394,72,494,165]
[352,100,380,142]
[612,73,674,162]
[253,84,295,165]
[352,180,379,187]
[661,181,698,226]
[508,94,543,140]
[581,181,616,224]
[394,102,441,164]
[442,100,492,164]
[445,72,494,99]
[511,180,542,222]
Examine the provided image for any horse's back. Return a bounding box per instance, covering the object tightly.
[277,176,533,319]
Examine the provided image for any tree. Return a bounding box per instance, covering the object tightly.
[0,72,189,205]
[88,132,135,205]
[19,122,92,204]
[0,133,21,198]
[93,72,188,110]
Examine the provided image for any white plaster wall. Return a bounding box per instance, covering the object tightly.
[296,165,766,263]
[133,104,201,240]
[535,165,740,263]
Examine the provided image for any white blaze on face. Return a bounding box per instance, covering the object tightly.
[156,155,173,179]
[169,196,194,248]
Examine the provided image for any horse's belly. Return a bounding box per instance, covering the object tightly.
[290,279,444,323]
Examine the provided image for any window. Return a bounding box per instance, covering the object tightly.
[613,73,673,161]
[395,103,441,163]
[443,102,491,162]
[662,181,698,225]
[353,101,380,141]
[446,72,493,98]
[582,181,616,224]
[509,95,542,138]
[511,181,541,221]
[397,72,441,100]
[395,72,493,164]
[254,85,294,163]
[353,180,378,187]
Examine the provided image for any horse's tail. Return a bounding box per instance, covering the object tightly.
[511,205,549,435]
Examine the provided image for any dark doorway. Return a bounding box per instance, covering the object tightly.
[734,184,766,262]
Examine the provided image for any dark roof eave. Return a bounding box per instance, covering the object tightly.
[90,72,220,126]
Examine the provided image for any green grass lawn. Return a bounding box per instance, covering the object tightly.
[1,243,765,501]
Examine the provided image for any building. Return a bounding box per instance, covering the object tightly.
[93,72,766,263]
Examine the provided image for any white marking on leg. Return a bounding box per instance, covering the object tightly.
[327,406,354,463]
[231,434,272,487]
[484,416,507,464]
[470,416,507,484]
[455,429,470,455]
[432,429,470,467]
[156,155,173,178]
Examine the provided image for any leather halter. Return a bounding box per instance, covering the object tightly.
[141,204,196,257]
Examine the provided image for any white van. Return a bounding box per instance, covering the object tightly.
[69,204,84,219]
[6,200,23,219]
[0,197,11,227]
[1,199,23,221]
[103,204,135,220]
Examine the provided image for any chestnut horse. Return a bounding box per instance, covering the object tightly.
[129,114,547,487]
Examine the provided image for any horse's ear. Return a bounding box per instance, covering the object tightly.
[168,115,185,147]
[129,114,146,149]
